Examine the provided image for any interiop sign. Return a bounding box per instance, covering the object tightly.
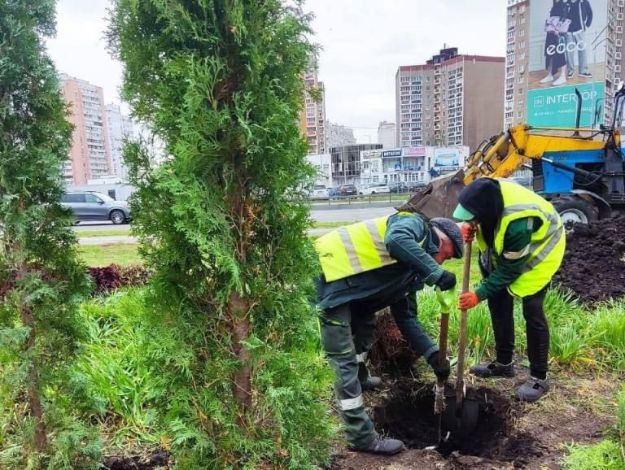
[527,82,605,127]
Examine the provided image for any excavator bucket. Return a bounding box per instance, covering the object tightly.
[398,170,466,219]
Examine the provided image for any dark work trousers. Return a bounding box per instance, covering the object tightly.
[488,286,549,379]
[319,289,438,447]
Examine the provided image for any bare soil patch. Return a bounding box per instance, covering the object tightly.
[554,217,625,303]
[103,451,169,470]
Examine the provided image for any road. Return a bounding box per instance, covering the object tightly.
[75,204,399,244]
[73,204,397,232]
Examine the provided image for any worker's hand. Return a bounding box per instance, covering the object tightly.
[435,271,457,291]
[428,351,450,381]
[459,291,480,310]
[460,222,477,243]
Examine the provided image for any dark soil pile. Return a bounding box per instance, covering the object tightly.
[554,217,625,303]
[368,309,419,374]
[104,451,169,469]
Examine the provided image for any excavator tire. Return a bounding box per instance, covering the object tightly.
[553,197,598,227]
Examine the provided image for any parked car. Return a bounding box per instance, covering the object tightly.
[310,184,329,200]
[61,191,131,225]
[407,181,428,192]
[359,183,391,195]
[327,187,339,198]
[389,182,409,193]
[336,184,358,196]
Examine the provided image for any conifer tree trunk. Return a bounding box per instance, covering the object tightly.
[20,305,47,452]
[230,292,251,409]
[229,183,252,409]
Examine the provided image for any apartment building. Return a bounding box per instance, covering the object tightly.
[300,64,327,154]
[506,0,625,129]
[377,121,396,148]
[396,48,505,152]
[326,121,356,149]
[60,74,112,185]
[504,0,530,128]
[106,104,134,179]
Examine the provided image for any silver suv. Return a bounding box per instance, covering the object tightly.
[61,191,131,225]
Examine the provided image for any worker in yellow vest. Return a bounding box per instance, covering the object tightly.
[314,207,463,455]
[453,178,565,402]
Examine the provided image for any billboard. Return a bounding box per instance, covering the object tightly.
[431,147,467,172]
[527,0,607,127]
[403,146,426,157]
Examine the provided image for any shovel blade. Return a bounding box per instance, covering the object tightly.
[441,395,480,438]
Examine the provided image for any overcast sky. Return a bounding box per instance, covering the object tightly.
[47,0,506,143]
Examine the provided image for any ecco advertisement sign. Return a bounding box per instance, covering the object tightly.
[527,0,607,126]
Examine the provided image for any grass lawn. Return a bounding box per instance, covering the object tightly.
[75,228,132,238]
[79,243,141,267]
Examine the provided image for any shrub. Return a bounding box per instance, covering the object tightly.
[88,264,151,295]
[107,1,336,466]
[0,0,99,466]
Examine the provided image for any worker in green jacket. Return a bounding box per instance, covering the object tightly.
[453,178,565,402]
[315,209,463,455]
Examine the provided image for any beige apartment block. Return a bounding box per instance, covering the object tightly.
[60,74,113,185]
[396,48,505,152]
[300,60,327,155]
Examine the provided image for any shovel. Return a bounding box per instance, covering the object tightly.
[443,239,480,437]
[433,287,454,445]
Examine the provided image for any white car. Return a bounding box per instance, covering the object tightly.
[359,183,391,195]
[310,185,329,199]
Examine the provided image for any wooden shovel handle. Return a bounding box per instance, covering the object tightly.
[456,240,472,406]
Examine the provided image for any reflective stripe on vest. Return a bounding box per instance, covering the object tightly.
[477,180,565,297]
[315,213,425,282]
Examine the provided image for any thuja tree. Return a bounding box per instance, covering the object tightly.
[109,1,335,467]
[0,0,97,466]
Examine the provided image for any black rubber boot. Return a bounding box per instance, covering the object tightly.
[352,436,405,455]
[361,376,383,391]
[470,361,515,378]
[516,377,549,402]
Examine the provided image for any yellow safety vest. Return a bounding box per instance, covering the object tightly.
[314,213,425,282]
[475,180,565,297]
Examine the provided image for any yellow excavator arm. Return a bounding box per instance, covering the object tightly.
[404,124,620,219]
[463,124,615,185]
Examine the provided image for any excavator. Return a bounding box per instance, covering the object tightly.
[410,84,625,225]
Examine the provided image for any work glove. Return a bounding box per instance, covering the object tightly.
[435,271,457,291]
[460,222,477,243]
[459,291,480,310]
[428,351,450,381]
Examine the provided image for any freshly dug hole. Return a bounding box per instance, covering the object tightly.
[372,379,517,458]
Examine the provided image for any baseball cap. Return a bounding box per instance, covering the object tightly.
[452,203,475,221]
[430,217,463,259]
